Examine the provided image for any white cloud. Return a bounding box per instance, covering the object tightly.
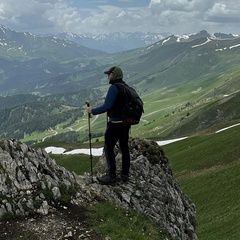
[149,0,161,8]
[0,0,55,31]
[0,0,240,35]
[202,1,240,32]
[43,2,83,33]
[206,2,240,20]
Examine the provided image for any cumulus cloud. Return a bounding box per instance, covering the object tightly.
[202,1,240,32]
[147,0,240,33]
[0,0,240,35]
[43,2,83,33]
[0,0,53,32]
[206,2,240,22]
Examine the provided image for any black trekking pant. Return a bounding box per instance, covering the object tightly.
[104,122,131,178]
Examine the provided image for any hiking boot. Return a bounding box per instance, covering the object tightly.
[96,174,116,185]
[120,174,129,183]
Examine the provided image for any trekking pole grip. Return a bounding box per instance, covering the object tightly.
[85,101,92,118]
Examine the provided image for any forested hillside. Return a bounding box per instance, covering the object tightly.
[0,89,101,142]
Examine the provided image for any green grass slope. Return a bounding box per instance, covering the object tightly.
[162,125,240,239]
[127,66,240,139]
[168,90,240,137]
[115,36,240,93]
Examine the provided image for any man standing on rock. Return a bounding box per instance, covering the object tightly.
[86,66,131,185]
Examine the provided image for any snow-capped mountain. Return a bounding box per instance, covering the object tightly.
[1,24,240,97]
[43,30,239,53]
[48,32,170,53]
[169,30,238,43]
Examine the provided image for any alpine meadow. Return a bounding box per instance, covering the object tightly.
[1,25,240,239]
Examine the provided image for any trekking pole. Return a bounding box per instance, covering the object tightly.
[85,102,93,182]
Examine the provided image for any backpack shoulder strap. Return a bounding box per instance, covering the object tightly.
[113,81,127,94]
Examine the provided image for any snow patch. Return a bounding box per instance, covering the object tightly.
[45,123,240,156]
[157,137,188,146]
[215,123,240,133]
[191,38,211,48]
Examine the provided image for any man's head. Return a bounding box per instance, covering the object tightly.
[104,66,123,81]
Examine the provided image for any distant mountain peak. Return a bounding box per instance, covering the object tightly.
[2,25,238,53]
[164,30,239,45]
[45,31,171,53]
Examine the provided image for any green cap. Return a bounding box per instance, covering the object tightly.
[104,66,123,80]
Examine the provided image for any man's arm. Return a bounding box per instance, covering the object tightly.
[87,85,118,115]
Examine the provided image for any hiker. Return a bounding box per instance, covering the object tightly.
[86,66,131,185]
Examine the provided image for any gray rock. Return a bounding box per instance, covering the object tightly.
[0,139,78,220]
[0,138,198,240]
[84,138,198,240]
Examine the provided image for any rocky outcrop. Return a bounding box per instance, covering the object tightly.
[80,138,198,240]
[0,138,198,240]
[0,139,79,220]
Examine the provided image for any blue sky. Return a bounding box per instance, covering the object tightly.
[0,0,239,35]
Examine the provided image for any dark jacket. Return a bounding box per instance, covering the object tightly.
[91,79,125,121]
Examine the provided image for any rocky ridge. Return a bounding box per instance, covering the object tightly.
[0,139,78,218]
[0,138,198,239]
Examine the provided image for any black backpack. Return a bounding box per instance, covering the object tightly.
[115,82,144,125]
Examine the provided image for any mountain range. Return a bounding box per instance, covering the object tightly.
[44,31,169,53]
[0,25,240,143]
[43,31,238,53]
